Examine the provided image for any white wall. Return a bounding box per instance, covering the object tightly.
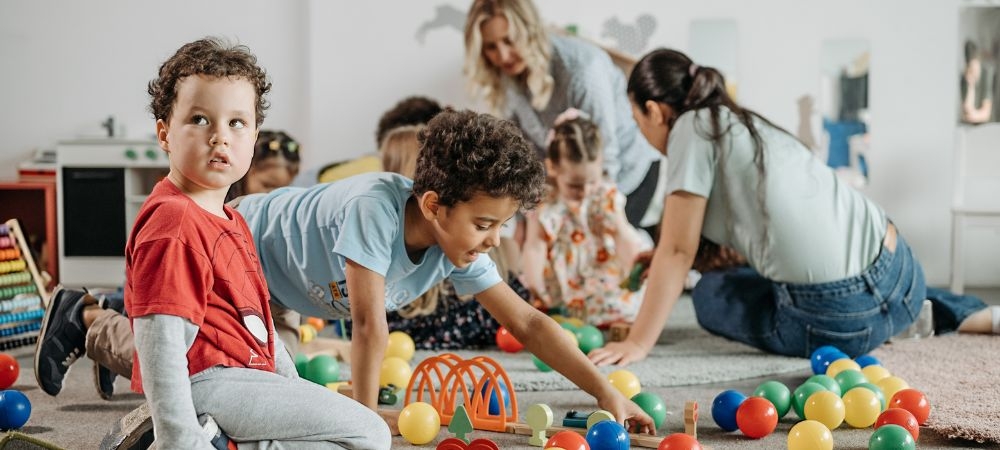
[1,0,996,286]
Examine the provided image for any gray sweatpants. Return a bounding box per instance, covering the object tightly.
[190,366,390,450]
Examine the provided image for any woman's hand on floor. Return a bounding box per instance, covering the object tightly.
[588,340,649,367]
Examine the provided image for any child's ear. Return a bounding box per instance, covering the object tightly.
[418,191,441,220]
[645,100,674,126]
[544,158,558,175]
[156,119,169,152]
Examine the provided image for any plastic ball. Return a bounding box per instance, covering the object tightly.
[875,408,920,441]
[842,386,881,428]
[805,374,842,397]
[545,430,589,450]
[379,356,412,391]
[792,382,827,419]
[560,321,580,333]
[875,376,910,402]
[631,391,667,429]
[495,326,525,353]
[0,390,31,429]
[657,433,702,450]
[869,424,916,450]
[586,419,629,450]
[0,354,19,390]
[809,345,843,374]
[825,358,861,378]
[575,325,605,354]
[532,354,553,372]
[385,331,415,362]
[294,353,309,378]
[853,382,887,411]
[888,388,931,425]
[735,396,778,439]
[787,420,833,450]
[814,349,849,375]
[564,317,586,329]
[833,369,868,394]
[862,364,892,384]
[854,354,881,367]
[607,369,641,399]
[298,324,317,343]
[711,389,746,432]
[306,316,326,331]
[397,402,440,445]
[304,354,340,385]
[480,379,511,415]
[803,391,845,430]
[753,380,791,418]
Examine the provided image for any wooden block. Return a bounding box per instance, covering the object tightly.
[684,400,698,438]
[609,322,631,342]
[525,404,553,446]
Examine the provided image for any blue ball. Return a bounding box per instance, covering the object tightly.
[711,389,747,432]
[585,419,629,450]
[0,390,31,429]
[855,354,881,368]
[810,345,842,374]
[480,379,510,415]
[814,350,849,375]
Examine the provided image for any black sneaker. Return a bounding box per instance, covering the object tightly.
[94,360,116,400]
[199,414,233,450]
[34,287,91,396]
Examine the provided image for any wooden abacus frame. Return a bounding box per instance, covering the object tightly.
[3,219,49,306]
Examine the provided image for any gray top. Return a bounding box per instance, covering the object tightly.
[504,35,661,195]
[665,108,887,283]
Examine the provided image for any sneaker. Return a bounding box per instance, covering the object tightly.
[94,359,116,400]
[893,299,934,340]
[99,402,153,450]
[199,414,234,450]
[34,287,91,396]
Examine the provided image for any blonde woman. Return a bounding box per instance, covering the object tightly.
[464,0,663,231]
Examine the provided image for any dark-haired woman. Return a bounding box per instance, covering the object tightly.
[589,49,998,367]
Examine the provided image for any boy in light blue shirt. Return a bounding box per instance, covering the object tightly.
[236,110,654,432]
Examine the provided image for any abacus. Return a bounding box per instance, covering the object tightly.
[0,219,48,351]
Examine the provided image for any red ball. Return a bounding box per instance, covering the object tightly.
[495,326,524,353]
[658,433,702,450]
[735,396,778,439]
[545,430,588,450]
[888,388,931,425]
[875,408,920,441]
[0,354,19,390]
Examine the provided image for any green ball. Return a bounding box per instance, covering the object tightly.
[853,382,887,410]
[834,369,868,394]
[532,354,553,372]
[792,381,827,419]
[294,353,309,378]
[560,321,579,333]
[575,325,605,354]
[630,392,666,429]
[805,374,842,397]
[869,424,916,450]
[753,380,791,418]
[305,354,340,385]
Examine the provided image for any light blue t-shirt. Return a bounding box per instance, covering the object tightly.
[665,108,887,283]
[236,172,503,319]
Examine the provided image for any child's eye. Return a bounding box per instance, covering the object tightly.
[230,119,247,129]
[192,115,208,125]
[476,224,490,231]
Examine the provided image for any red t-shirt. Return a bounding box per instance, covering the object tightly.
[125,180,276,393]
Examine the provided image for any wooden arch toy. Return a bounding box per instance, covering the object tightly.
[405,353,518,432]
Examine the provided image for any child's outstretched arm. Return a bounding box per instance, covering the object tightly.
[476,284,655,434]
[345,260,389,411]
[589,192,706,366]
[519,210,552,307]
[134,314,217,450]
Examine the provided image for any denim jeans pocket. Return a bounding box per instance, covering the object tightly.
[806,325,872,358]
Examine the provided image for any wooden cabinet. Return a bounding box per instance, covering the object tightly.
[0,180,57,288]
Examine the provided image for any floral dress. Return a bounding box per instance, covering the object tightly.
[537,181,645,326]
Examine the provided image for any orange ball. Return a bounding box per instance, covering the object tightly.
[736,396,778,439]
[888,388,931,425]
[0,354,18,390]
[306,317,326,331]
[875,408,920,441]
[496,326,525,353]
[545,430,588,450]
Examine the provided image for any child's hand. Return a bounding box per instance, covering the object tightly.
[588,340,649,367]
[598,391,656,435]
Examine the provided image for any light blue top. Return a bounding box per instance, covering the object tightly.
[665,108,887,283]
[504,35,661,195]
[236,172,503,318]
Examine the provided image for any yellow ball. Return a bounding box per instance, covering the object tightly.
[607,369,641,399]
[564,317,586,329]
[380,356,412,391]
[398,402,440,445]
[298,324,317,343]
[787,419,833,450]
[386,331,416,362]
[562,328,578,347]
[825,358,861,378]
[842,387,881,428]
[803,390,845,430]
[549,314,567,324]
[875,375,910,402]
[862,365,891,384]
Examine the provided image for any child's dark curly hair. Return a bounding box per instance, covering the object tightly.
[376,96,443,146]
[148,37,271,127]
[413,109,545,210]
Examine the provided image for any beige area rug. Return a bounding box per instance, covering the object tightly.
[871,333,1000,444]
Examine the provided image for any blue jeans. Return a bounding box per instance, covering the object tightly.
[691,233,987,358]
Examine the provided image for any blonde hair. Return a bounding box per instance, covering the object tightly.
[463,0,554,112]
[379,125,424,178]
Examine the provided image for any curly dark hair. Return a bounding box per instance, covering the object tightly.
[413,109,545,210]
[148,37,271,127]
[375,96,443,146]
